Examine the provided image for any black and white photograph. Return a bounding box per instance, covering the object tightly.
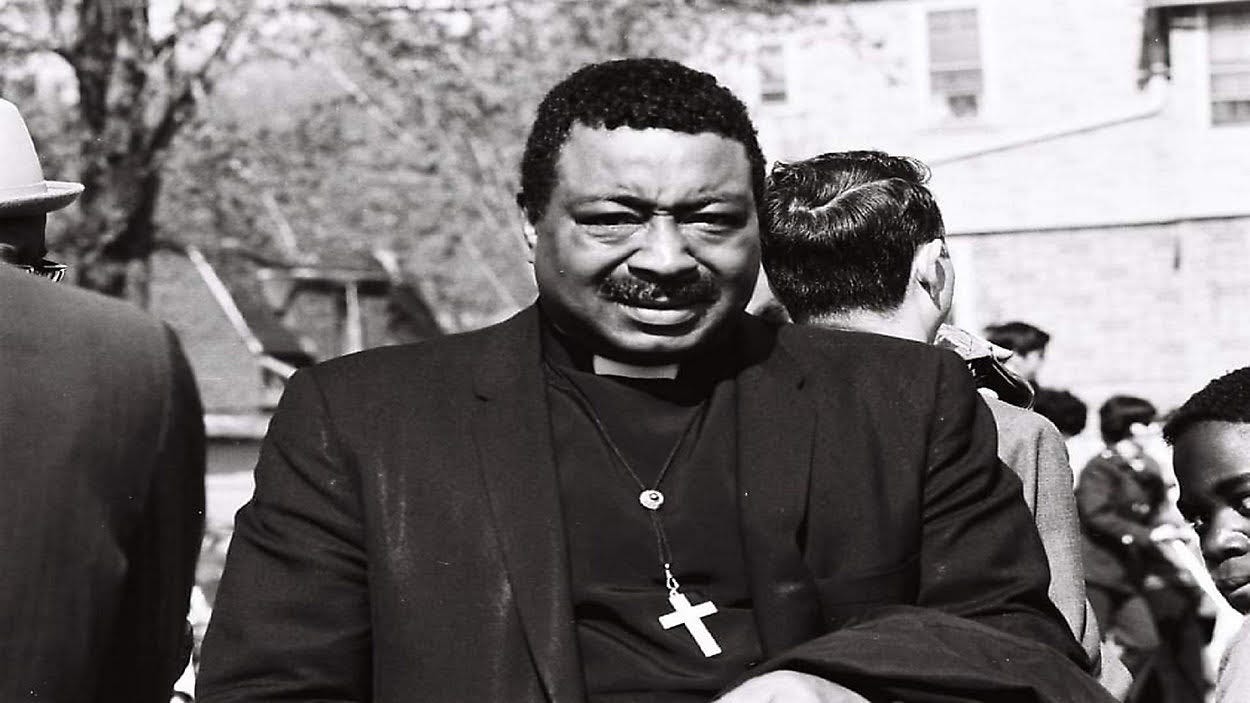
[3,1,1250,701]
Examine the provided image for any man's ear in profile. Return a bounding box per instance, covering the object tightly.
[517,192,537,264]
[912,238,949,310]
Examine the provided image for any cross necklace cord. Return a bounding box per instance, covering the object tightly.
[546,364,723,657]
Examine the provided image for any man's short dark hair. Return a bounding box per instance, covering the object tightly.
[1033,388,1088,438]
[1163,366,1250,445]
[518,58,766,227]
[1099,395,1157,445]
[760,150,944,322]
[984,322,1050,355]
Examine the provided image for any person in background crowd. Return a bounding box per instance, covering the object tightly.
[1035,388,1103,473]
[199,60,1110,702]
[761,149,1128,699]
[1078,396,1211,702]
[1164,367,1250,702]
[985,321,1050,388]
[0,98,77,278]
[0,98,206,703]
[1035,388,1090,440]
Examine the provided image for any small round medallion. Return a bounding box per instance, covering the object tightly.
[639,489,665,510]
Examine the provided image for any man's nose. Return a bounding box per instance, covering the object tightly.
[628,216,698,279]
[1201,509,1250,563]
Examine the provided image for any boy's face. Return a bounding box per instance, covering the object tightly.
[1174,421,1250,612]
[1004,348,1045,383]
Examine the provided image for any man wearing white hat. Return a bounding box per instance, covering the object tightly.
[0,97,85,280]
[0,97,206,703]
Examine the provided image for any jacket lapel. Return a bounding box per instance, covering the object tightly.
[471,306,585,703]
[735,320,826,655]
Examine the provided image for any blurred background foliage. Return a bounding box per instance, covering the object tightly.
[0,0,830,328]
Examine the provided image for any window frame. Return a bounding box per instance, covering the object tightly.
[1207,4,1250,126]
[926,6,985,122]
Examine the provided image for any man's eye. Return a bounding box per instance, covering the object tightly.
[684,212,746,230]
[578,213,642,227]
[1236,494,1250,518]
[1179,502,1207,533]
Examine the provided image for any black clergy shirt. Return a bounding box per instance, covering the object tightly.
[542,324,764,702]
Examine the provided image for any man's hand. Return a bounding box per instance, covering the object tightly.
[1211,551,1250,612]
[715,670,871,703]
[1149,523,1191,544]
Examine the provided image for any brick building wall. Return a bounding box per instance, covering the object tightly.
[950,216,1250,417]
[715,0,1250,432]
[709,0,1150,163]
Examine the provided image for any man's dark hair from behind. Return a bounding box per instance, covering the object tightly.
[1033,388,1089,438]
[1099,395,1157,445]
[985,322,1051,355]
[761,150,944,322]
[1163,367,1250,445]
[517,57,767,228]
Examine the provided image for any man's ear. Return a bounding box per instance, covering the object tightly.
[912,238,947,308]
[518,195,538,264]
[521,219,538,263]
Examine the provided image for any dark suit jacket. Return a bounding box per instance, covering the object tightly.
[199,306,1102,702]
[0,266,206,703]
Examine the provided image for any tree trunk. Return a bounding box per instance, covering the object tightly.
[68,0,159,307]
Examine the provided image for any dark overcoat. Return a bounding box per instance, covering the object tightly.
[1077,450,1168,594]
[0,265,205,703]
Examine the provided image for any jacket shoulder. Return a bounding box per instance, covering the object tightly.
[776,323,958,382]
[301,307,530,390]
[0,268,169,362]
[987,398,1061,440]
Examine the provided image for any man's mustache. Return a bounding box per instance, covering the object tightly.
[599,274,719,307]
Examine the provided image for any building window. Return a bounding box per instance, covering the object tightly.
[758,43,787,104]
[1209,6,1250,125]
[928,8,982,119]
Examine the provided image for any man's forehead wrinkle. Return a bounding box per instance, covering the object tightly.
[554,130,753,209]
[565,191,751,209]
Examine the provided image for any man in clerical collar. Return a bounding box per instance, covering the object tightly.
[1164,367,1250,702]
[199,59,1112,702]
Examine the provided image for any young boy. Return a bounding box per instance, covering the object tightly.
[1164,366,1250,701]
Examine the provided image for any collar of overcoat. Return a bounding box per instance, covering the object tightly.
[470,304,821,701]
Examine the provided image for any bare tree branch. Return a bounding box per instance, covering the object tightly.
[147,6,252,159]
[0,24,66,57]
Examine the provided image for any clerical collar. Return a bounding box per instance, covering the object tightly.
[538,311,741,393]
[592,356,678,379]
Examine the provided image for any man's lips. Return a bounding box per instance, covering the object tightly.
[615,301,703,326]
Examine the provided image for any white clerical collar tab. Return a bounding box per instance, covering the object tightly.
[592,356,679,379]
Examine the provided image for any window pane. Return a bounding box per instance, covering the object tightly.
[948,94,980,118]
[1210,8,1250,64]
[1209,7,1250,124]
[932,68,983,94]
[1211,70,1250,100]
[759,44,787,104]
[1213,100,1250,125]
[929,8,981,66]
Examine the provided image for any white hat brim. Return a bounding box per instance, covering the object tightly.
[0,180,84,216]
